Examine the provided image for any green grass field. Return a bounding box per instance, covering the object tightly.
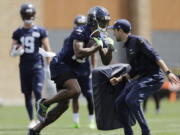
[0,99,180,135]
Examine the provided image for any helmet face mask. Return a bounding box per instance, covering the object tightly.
[20,3,36,24]
[87,6,111,31]
[97,15,110,29]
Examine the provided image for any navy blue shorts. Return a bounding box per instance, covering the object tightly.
[19,67,44,94]
[50,57,77,89]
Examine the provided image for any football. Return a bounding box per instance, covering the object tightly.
[10,44,24,57]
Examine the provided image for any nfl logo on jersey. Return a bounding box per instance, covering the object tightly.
[32,32,40,38]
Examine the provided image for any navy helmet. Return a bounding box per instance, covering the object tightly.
[87,6,111,29]
[74,15,87,26]
[20,3,36,21]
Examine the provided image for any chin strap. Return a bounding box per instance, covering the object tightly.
[90,23,107,38]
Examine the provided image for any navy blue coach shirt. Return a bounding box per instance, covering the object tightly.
[124,35,163,79]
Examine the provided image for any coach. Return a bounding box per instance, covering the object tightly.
[109,19,180,135]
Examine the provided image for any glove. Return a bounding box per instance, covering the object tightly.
[104,37,115,51]
[10,45,24,57]
[39,48,56,57]
[93,37,103,48]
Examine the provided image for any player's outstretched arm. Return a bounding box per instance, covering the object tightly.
[73,39,101,59]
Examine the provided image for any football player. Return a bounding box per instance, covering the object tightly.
[70,15,96,129]
[28,6,114,135]
[10,3,51,129]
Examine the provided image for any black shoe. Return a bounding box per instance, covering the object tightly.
[27,129,40,135]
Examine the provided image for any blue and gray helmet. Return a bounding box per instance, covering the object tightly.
[20,3,36,21]
[87,6,111,29]
[74,15,87,26]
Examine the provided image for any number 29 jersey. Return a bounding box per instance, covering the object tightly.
[12,25,48,68]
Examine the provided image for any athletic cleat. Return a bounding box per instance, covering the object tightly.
[36,98,49,122]
[72,122,80,128]
[28,120,39,129]
[27,129,40,135]
[89,119,96,129]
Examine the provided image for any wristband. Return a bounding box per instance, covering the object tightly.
[166,70,171,75]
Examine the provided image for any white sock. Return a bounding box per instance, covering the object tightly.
[89,114,95,122]
[73,113,79,123]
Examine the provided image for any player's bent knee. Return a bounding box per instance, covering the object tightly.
[75,87,81,94]
[71,88,81,97]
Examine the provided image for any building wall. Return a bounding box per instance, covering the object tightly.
[152,0,180,30]
[43,0,180,30]
[152,31,180,67]
[151,0,180,67]
[43,0,123,28]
